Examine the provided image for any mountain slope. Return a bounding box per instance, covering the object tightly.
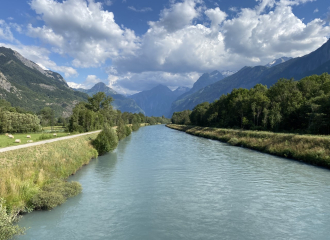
[170,38,330,115]
[129,84,180,117]
[77,82,144,114]
[265,57,292,67]
[0,47,88,117]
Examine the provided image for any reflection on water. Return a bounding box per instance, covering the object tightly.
[18,125,330,240]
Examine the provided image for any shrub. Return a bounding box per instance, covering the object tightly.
[93,126,118,155]
[0,198,25,240]
[38,134,53,140]
[125,126,132,137]
[228,137,240,146]
[132,122,140,131]
[31,180,82,210]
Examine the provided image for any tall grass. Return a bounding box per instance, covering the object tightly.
[167,124,330,169]
[0,133,98,214]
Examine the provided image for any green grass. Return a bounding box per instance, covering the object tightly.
[167,124,330,169]
[0,132,71,148]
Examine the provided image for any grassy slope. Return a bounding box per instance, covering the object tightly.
[167,124,330,169]
[0,133,99,212]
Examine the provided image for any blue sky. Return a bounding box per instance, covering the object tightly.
[0,0,329,94]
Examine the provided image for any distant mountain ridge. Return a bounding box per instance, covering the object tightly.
[76,82,144,114]
[0,47,88,117]
[265,57,292,68]
[170,38,330,115]
[129,84,189,117]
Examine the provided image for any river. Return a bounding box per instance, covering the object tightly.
[18,125,330,240]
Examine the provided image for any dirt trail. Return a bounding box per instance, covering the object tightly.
[0,130,101,153]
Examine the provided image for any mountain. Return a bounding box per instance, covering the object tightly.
[170,38,330,115]
[129,84,181,117]
[171,70,228,114]
[265,57,292,68]
[173,86,190,98]
[76,82,144,114]
[0,47,88,117]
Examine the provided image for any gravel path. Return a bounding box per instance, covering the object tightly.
[0,130,101,153]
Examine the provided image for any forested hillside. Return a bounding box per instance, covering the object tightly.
[0,47,88,117]
[172,73,330,135]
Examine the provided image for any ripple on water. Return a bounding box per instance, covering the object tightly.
[18,125,330,240]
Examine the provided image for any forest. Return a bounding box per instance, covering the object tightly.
[172,73,330,135]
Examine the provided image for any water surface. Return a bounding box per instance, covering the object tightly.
[18,125,330,239]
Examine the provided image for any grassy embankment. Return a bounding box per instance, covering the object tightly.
[0,133,99,239]
[167,124,330,169]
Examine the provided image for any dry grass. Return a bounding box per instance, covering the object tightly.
[0,133,98,213]
[167,124,330,169]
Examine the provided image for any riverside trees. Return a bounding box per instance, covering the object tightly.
[172,73,330,135]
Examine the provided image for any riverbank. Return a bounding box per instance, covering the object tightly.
[166,124,330,169]
[0,132,99,212]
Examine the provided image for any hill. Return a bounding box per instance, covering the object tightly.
[0,47,88,117]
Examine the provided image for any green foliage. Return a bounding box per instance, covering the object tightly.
[174,73,330,135]
[0,198,25,240]
[171,110,191,124]
[93,126,118,155]
[125,125,132,136]
[31,180,82,210]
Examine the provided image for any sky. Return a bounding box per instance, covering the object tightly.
[0,0,330,95]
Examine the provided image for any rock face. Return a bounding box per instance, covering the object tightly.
[0,47,88,116]
[129,84,183,117]
[76,82,145,114]
[170,38,330,115]
[265,57,292,68]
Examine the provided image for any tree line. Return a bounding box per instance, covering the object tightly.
[0,91,170,134]
[172,73,330,135]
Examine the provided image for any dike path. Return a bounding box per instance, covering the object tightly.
[0,130,101,153]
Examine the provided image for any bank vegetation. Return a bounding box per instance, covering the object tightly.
[167,124,330,168]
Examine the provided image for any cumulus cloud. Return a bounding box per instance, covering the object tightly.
[24,0,330,94]
[113,0,330,77]
[29,0,139,68]
[109,71,200,93]
[148,0,202,32]
[67,75,103,89]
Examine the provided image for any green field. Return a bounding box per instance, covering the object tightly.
[0,132,70,148]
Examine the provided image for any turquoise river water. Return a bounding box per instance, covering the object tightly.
[18,125,330,239]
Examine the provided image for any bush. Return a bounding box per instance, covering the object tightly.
[125,126,132,137]
[228,137,240,146]
[38,134,53,140]
[132,122,140,131]
[93,126,118,155]
[31,180,82,210]
[0,198,25,240]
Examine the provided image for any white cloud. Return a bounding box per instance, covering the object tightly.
[104,0,113,6]
[128,6,153,13]
[0,20,17,42]
[67,75,103,89]
[148,0,202,32]
[29,0,139,68]
[313,8,318,13]
[109,71,200,94]
[22,0,330,94]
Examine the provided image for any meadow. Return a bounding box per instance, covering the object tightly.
[0,132,70,148]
